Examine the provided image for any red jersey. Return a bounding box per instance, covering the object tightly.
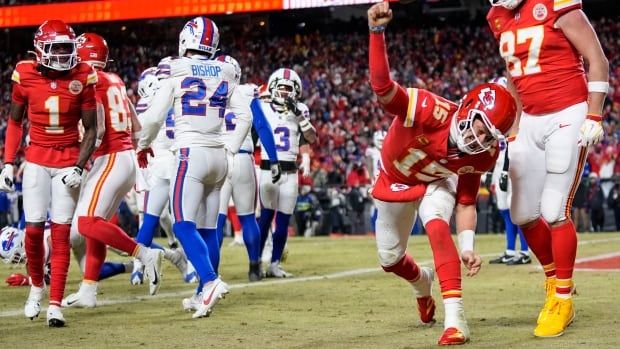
[11,60,97,167]
[487,0,587,115]
[375,88,499,204]
[93,71,133,158]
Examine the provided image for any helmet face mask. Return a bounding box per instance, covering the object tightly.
[34,20,78,71]
[268,68,302,108]
[489,0,523,10]
[452,109,500,155]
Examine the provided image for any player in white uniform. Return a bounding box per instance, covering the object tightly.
[213,83,281,282]
[257,68,317,278]
[137,16,252,319]
[131,67,193,286]
[365,129,386,233]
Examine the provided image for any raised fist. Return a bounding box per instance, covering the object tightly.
[367,2,393,28]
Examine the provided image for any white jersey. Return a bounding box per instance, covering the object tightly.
[138,55,251,151]
[221,84,257,153]
[136,95,174,155]
[259,101,309,162]
[365,146,382,180]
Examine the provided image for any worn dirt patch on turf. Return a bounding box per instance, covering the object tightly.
[575,252,620,271]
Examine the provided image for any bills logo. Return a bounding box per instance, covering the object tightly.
[478,88,495,110]
[390,183,410,192]
[185,21,199,35]
[2,231,16,251]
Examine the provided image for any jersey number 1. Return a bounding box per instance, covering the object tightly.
[44,96,63,134]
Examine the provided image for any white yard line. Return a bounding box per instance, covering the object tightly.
[2,236,619,318]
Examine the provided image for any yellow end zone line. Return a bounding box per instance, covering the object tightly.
[1,236,619,318]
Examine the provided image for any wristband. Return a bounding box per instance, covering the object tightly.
[299,118,313,132]
[586,113,603,122]
[369,25,386,33]
[588,81,609,93]
[457,229,475,254]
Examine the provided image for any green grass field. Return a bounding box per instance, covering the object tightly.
[1,233,619,349]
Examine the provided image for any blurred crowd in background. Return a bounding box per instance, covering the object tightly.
[0,9,619,237]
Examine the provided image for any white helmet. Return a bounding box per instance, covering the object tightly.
[268,68,302,106]
[488,0,523,10]
[373,130,387,151]
[178,16,219,58]
[489,76,508,88]
[138,67,159,99]
[0,227,26,264]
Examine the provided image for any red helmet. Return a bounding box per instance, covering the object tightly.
[76,33,109,70]
[33,20,77,71]
[451,83,517,155]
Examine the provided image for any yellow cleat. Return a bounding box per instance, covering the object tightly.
[534,296,575,338]
[537,278,557,324]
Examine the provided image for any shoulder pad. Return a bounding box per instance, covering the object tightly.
[73,63,98,86]
[552,0,581,13]
[12,60,36,84]
[156,56,180,79]
[215,55,241,83]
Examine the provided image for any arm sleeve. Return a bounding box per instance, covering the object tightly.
[3,118,23,164]
[137,79,174,149]
[456,173,482,205]
[11,82,27,105]
[369,32,409,117]
[251,98,278,163]
[226,89,252,153]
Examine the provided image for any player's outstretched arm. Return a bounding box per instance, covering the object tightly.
[251,98,279,163]
[455,173,483,277]
[76,108,98,170]
[0,102,26,191]
[128,101,142,149]
[226,89,253,154]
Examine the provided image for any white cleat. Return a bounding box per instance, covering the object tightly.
[165,248,187,277]
[265,261,293,278]
[46,305,66,327]
[227,235,245,247]
[62,282,97,308]
[141,248,164,296]
[24,285,45,319]
[192,278,229,319]
[412,267,434,298]
[130,259,144,285]
[182,293,202,312]
[439,299,470,345]
[184,261,198,283]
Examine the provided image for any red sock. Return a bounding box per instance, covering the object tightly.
[78,216,138,255]
[49,223,71,306]
[551,220,577,296]
[382,252,421,282]
[425,219,461,299]
[83,237,108,282]
[24,224,45,288]
[520,217,555,277]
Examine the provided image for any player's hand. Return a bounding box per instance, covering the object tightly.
[6,273,31,287]
[284,97,302,117]
[270,162,282,184]
[367,1,393,28]
[0,163,15,192]
[461,250,482,277]
[61,166,83,189]
[137,147,154,168]
[578,119,604,147]
[225,148,235,180]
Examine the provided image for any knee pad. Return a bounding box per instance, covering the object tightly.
[418,189,454,226]
[377,247,404,268]
[540,188,566,223]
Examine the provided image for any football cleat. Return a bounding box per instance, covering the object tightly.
[506,252,531,265]
[141,248,164,296]
[182,293,202,312]
[24,285,45,319]
[439,299,470,345]
[130,259,144,285]
[164,248,187,277]
[227,235,244,247]
[534,297,575,337]
[489,252,514,264]
[248,261,263,282]
[62,282,97,308]
[192,278,229,319]
[47,305,66,327]
[438,327,470,345]
[411,267,436,324]
[537,278,557,324]
[417,296,436,325]
[265,261,293,278]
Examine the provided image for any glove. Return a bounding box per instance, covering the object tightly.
[499,171,508,192]
[270,162,282,184]
[61,166,83,189]
[0,163,15,192]
[579,117,604,147]
[6,273,31,287]
[284,97,302,117]
[225,148,235,180]
[137,147,154,169]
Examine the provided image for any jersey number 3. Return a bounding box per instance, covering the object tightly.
[499,25,544,77]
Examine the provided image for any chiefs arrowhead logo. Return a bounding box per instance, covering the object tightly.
[390,183,410,192]
[478,87,495,110]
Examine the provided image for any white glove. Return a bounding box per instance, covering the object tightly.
[300,153,311,177]
[225,148,235,180]
[579,118,604,147]
[61,166,84,189]
[0,164,15,192]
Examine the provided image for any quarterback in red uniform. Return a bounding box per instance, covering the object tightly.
[487,0,609,337]
[0,20,98,327]
[367,3,517,345]
[62,33,164,308]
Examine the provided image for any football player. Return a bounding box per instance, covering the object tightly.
[367,2,517,345]
[214,83,280,282]
[0,20,99,327]
[256,68,317,278]
[487,0,608,337]
[60,33,164,309]
[366,129,386,233]
[137,17,252,319]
